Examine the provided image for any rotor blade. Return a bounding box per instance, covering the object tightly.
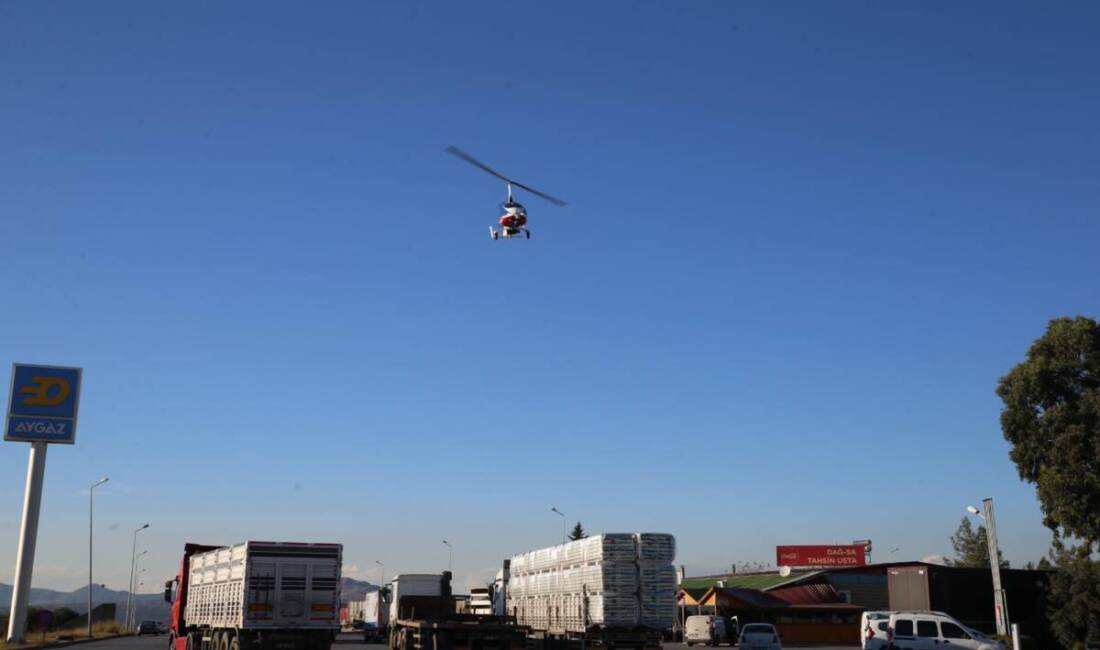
[510,180,568,206]
[445,146,512,184]
[446,145,568,207]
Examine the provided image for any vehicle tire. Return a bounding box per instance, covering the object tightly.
[221,633,232,650]
[229,636,240,650]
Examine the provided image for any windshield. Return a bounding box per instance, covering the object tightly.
[743,624,774,634]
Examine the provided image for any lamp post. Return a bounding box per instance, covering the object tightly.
[130,565,147,627]
[551,507,566,543]
[442,540,453,572]
[966,498,1009,636]
[87,477,108,637]
[375,560,385,586]
[126,524,148,631]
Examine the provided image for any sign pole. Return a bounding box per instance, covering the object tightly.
[6,441,49,643]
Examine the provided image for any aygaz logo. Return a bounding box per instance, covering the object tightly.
[5,364,82,444]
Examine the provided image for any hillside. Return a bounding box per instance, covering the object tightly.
[1,578,376,620]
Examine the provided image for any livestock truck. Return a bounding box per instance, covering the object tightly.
[361,589,389,643]
[498,533,677,650]
[387,572,528,650]
[165,542,342,650]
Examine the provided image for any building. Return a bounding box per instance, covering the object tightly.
[678,562,1056,647]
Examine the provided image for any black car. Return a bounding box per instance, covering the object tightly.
[136,621,160,636]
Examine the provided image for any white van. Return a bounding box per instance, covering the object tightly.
[685,615,726,646]
[887,611,1005,650]
[861,610,892,649]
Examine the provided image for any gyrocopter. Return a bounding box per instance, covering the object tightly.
[446,145,567,240]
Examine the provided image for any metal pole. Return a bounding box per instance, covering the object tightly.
[6,442,49,643]
[131,563,146,626]
[126,524,148,630]
[983,497,1009,636]
[126,533,137,630]
[88,478,107,637]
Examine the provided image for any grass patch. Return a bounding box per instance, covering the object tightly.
[0,622,128,650]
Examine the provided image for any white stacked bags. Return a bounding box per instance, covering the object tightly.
[507,533,676,633]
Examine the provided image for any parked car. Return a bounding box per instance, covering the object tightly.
[738,622,782,650]
[136,620,160,636]
[887,611,1005,650]
[684,615,726,646]
[862,610,892,649]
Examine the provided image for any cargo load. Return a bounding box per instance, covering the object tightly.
[506,533,676,633]
[167,541,342,650]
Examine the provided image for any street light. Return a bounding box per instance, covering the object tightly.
[442,540,453,572]
[966,498,1009,636]
[551,507,566,543]
[126,525,149,630]
[375,560,385,586]
[130,564,147,626]
[87,477,108,637]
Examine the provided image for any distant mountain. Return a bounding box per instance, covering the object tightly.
[1,578,376,618]
[341,577,377,603]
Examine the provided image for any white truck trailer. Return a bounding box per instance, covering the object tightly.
[166,542,342,650]
[362,590,389,643]
[501,533,676,650]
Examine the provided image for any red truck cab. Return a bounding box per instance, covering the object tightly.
[165,543,220,650]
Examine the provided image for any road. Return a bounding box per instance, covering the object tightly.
[72,634,857,650]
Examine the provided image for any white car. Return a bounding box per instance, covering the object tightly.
[737,622,781,650]
[685,615,726,646]
[888,611,1006,650]
[861,610,892,649]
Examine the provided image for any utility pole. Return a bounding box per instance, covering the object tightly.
[88,477,108,637]
[983,498,1010,636]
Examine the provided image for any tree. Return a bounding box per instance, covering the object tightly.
[949,517,1007,568]
[998,316,1100,647]
[569,522,587,541]
[997,316,1100,544]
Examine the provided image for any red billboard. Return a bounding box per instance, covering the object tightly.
[776,545,867,568]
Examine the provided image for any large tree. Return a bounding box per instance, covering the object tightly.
[949,517,1007,568]
[569,522,587,541]
[997,316,1100,647]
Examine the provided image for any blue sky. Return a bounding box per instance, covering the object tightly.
[1,1,1098,593]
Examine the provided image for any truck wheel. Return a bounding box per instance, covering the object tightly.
[229,637,240,650]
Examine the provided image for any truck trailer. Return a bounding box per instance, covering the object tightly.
[387,572,528,650]
[362,589,389,643]
[499,533,676,650]
[166,541,342,650]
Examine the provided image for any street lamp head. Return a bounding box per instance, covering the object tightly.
[91,477,109,488]
[141,523,149,530]
[551,507,564,517]
[966,505,981,516]
[375,560,383,566]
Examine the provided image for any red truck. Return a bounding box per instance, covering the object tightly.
[165,542,342,650]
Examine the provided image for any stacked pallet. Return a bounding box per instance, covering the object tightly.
[506,533,676,633]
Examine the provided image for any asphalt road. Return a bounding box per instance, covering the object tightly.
[72,634,857,650]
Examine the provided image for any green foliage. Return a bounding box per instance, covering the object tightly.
[569,522,587,541]
[998,316,1100,648]
[996,316,1100,545]
[1047,541,1100,647]
[949,517,1007,568]
[50,608,78,627]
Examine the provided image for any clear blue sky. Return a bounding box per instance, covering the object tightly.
[1,1,1098,593]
